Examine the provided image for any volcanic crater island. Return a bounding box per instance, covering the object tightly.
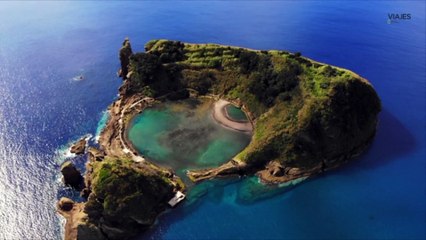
[58,38,381,240]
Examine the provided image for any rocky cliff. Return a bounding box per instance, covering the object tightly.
[58,39,185,239]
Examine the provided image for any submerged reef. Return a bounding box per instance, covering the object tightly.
[58,39,380,240]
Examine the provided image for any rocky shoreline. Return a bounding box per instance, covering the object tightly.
[69,138,87,155]
[57,40,185,240]
[188,129,376,185]
[255,134,375,184]
[60,88,373,238]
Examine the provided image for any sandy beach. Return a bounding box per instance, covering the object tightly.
[212,99,253,132]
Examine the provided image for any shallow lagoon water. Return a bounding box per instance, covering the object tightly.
[128,98,251,178]
[225,104,248,122]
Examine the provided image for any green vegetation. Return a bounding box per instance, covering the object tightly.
[84,157,174,238]
[124,39,381,170]
[119,38,133,79]
[73,39,381,240]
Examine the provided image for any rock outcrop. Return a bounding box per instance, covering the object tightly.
[118,38,133,80]
[58,197,75,212]
[61,161,84,189]
[87,147,105,162]
[70,138,87,155]
[58,197,105,240]
[267,161,285,177]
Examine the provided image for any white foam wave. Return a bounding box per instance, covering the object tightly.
[54,134,93,165]
[94,110,110,143]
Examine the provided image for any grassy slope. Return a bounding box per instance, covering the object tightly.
[129,39,381,170]
[83,156,175,238]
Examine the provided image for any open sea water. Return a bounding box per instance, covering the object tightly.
[0,1,424,239]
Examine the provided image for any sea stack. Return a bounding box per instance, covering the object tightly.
[118,37,133,80]
[61,161,84,189]
[70,138,87,155]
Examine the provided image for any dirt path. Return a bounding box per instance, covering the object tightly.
[212,99,253,132]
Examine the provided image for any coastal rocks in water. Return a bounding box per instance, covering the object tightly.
[61,161,84,189]
[58,197,75,211]
[256,161,321,184]
[118,38,133,80]
[80,188,91,199]
[70,138,87,155]
[188,160,246,182]
[266,161,285,177]
[88,147,105,162]
[58,199,105,240]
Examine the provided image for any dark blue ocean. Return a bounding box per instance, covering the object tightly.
[0,2,424,239]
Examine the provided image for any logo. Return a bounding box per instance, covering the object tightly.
[387,13,411,24]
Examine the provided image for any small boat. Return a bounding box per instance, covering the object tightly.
[168,191,185,207]
[73,74,84,81]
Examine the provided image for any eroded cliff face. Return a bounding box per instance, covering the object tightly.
[70,138,87,155]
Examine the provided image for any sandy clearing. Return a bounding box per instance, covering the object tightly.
[212,99,253,133]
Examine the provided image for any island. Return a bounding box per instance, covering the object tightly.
[57,38,381,240]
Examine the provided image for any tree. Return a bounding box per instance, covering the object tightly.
[239,51,260,73]
[150,41,185,63]
[129,53,161,89]
[322,65,337,77]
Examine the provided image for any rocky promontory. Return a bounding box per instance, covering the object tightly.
[70,138,87,155]
[58,40,185,240]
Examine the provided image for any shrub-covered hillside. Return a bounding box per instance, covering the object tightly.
[121,39,381,172]
[83,156,175,239]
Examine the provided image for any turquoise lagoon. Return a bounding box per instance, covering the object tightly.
[225,104,248,122]
[128,98,251,178]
